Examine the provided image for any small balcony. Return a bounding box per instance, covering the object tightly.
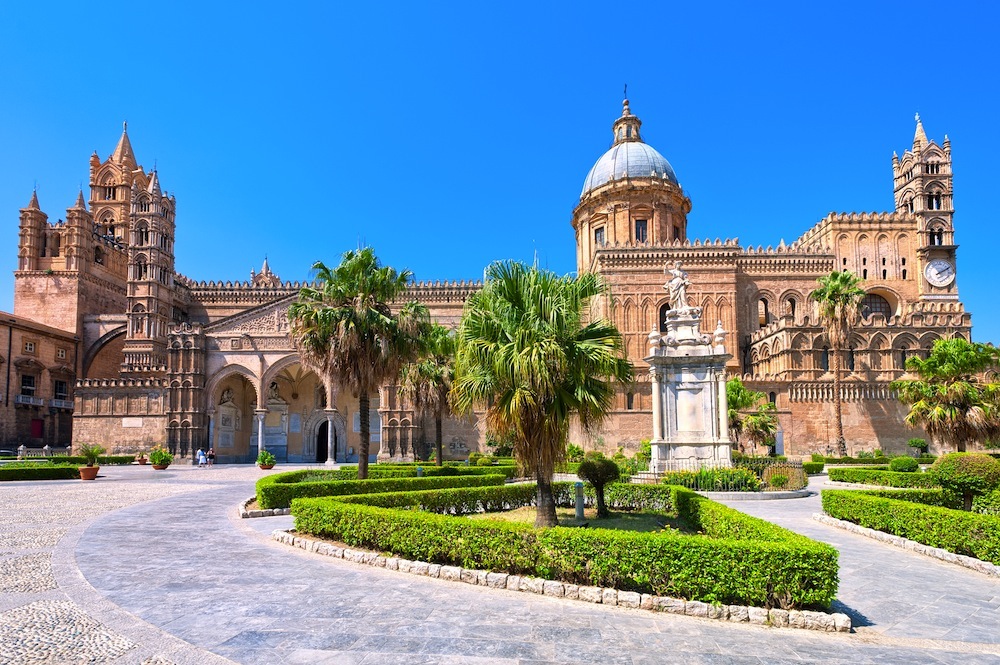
[14,394,45,407]
[50,399,74,410]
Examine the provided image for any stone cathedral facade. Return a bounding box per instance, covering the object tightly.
[3,103,970,459]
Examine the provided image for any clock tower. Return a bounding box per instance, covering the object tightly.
[892,114,959,301]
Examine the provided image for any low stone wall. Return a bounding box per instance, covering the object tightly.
[271,528,851,633]
[813,513,1000,578]
[240,497,289,518]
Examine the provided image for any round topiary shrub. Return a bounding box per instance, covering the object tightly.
[889,456,920,473]
[931,452,1000,510]
[577,458,620,518]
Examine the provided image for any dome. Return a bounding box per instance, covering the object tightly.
[581,142,679,197]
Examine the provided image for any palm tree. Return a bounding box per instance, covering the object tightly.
[892,338,1000,453]
[288,248,427,479]
[400,322,456,465]
[726,378,778,455]
[451,261,632,528]
[809,271,865,456]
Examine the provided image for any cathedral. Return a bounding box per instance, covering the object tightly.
[1,102,970,460]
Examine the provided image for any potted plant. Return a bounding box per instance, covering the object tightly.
[79,443,105,481]
[257,450,276,470]
[149,445,173,470]
[134,451,148,465]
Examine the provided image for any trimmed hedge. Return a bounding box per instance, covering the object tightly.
[292,483,838,609]
[51,455,135,466]
[338,464,521,480]
[256,471,505,509]
[803,462,824,475]
[825,456,936,465]
[822,489,1000,565]
[0,464,81,481]
[827,467,939,488]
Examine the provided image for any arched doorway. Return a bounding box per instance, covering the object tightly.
[316,421,339,463]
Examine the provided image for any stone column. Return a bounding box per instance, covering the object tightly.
[324,408,337,466]
[255,410,267,454]
[206,409,215,450]
[650,365,662,442]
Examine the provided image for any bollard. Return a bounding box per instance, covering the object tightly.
[416,466,424,477]
[575,481,585,521]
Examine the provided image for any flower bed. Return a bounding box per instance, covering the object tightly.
[827,467,939,488]
[292,482,838,609]
[822,489,1000,565]
[255,471,506,509]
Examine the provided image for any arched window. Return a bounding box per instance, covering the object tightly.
[848,347,856,372]
[94,247,104,265]
[758,299,769,326]
[659,303,671,333]
[820,347,830,372]
[860,294,892,319]
[626,392,635,410]
[768,392,777,404]
[930,228,944,246]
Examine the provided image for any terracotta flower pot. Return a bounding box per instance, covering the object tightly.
[152,464,170,470]
[136,458,148,465]
[258,464,275,470]
[79,466,99,481]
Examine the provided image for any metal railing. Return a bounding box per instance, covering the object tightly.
[634,458,808,492]
[14,394,45,406]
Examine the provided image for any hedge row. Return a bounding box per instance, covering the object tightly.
[827,467,939,488]
[822,489,1000,565]
[803,462,824,475]
[0,465,81,481]
[292,483,838,609]
[824,455,936,465]
[338,464,521,480]
[0,455,135,466]
[256,472,505,509]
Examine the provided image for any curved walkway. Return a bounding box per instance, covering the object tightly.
[1,466,999,664]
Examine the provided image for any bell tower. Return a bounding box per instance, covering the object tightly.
[892,114,958,300]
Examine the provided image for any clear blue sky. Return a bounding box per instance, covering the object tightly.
[1,2,998,340]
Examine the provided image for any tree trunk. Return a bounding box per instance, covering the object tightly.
[534,476,558,528]
[833,342,847,456]
[358,390,370,480]
[963,491,973,511]
[435,411,443,466]
[595,485,609,519]
[957,438,967,453]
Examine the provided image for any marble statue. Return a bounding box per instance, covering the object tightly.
[664,261,690,310]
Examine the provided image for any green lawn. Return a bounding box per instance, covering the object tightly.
[467,506,695,533]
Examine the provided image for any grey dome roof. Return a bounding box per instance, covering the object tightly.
[581,142,678,197]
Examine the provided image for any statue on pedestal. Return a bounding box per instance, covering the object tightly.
[664,261,690,311]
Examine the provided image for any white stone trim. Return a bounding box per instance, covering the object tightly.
[271,528,851,633]
[240,496,290,518]
[813,513,1000,578]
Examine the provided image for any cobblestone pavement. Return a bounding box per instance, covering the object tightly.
[3,465,1000,664]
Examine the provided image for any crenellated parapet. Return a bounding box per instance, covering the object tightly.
[404,279,483,303]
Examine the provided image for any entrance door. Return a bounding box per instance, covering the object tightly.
[316,422,338,463]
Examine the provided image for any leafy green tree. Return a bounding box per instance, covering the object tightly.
[931,452,1000,510]
[726,378,777,456]
[577,457,620,518]
[809,270,865,456]
[400,322,456,466]
[288,248,427,479]
[451,261,632,527]
[892,338,1000,453]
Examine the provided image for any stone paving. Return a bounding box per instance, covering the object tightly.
[1,465,999,664]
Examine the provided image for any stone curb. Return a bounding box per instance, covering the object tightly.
[240,496,290,519]
[812,513,1000,578]
[697,489,812,501]
[271,528,851,633]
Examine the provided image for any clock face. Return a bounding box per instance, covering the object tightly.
[924,258,956,287]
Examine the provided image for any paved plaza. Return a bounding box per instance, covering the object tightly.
[1,466,999,664]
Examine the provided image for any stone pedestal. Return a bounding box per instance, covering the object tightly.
[645,307,732,472]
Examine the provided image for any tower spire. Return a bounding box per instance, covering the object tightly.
[111,121,137,168]
[913,113,927,149]
[27,188,40,210]
[612,96,642,145]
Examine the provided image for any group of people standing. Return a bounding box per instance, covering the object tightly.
[196,448,215,468]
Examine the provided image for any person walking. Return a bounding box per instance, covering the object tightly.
[207,448,215,467]
[197,448,207,468]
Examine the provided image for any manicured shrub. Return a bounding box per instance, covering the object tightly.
[256,472,505,509]
[768,474,788,489]
[292,483,838,609]
[888,457,919,473]
[822,489,1000,564]
[803,462,825,475]
[973,489,1000,516]
[931,453,1000,510]
[565,444,585,463]
[476,456,494,467]
[0,464,80,481]
[41,455,135,466]
[577,457,620,518]
[827,467,939,488]
[810,453,825,463]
